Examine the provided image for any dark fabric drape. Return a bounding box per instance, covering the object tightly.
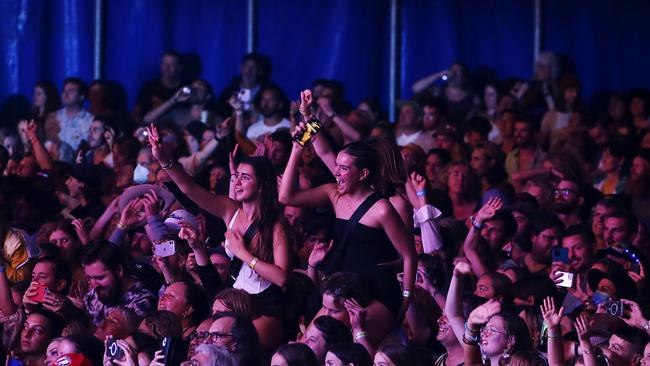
[0,0,649,127]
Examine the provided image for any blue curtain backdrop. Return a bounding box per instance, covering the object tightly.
[1,0,649,125]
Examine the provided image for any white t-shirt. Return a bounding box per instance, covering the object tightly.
[396,130,422,146]
[245,117,291,140]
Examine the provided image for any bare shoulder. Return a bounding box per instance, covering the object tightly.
[372,198,397,218]
[389,194,411,211]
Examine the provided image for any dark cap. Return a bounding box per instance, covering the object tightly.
[69,163,101,190]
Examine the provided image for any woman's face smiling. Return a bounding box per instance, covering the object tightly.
[334,152,364,194]
[233,163,258,202]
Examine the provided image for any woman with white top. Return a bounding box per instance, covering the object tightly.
[146,124,290,320]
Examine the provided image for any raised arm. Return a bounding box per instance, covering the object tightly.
[143,88,190,124]
[179,118,230,176]
[446,260,472,344]
[463,197,502,277]
[147,124,238,220]
[278,136,333,208]
[541,296,564,366]
[317,97,362,143]
[230,96,256,155]
[464,300,502,366]
[408,172,443,253]
[24,120,54,170]
[300,90,336,172]
[412,69,450,94]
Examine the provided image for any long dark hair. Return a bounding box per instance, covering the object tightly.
[238,156,284,263]
[33,81,61,117]
[366,138,406,197]
[376,343,417,366]
[275,343,319,366]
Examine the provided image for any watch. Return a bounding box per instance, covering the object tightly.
[470,216,483,231]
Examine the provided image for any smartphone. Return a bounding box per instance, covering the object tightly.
[154,240,176,258]
[552,247,569,264]
[105,339,125,360]
[181,87,192,97]
[294,116,323,146]
[160,336,188,366]
[238,89,251,103]
[30,284,48,303]
[555,271,574,288]
[604,300,624,317]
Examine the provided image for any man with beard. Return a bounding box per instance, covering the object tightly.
[523,212,563,274]
[505,117,545,191]
[81,116,112,167]
[603,211,638,247]
[82,241,157,326]
[591,196,625,250]
[244,84,290,141]
[555,225,596,307]
[552,178,584,228]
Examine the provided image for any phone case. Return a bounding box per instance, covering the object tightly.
[556,271,574,288]
[106,340,125,360]
[30,284,48,303]
[154,240,176,258]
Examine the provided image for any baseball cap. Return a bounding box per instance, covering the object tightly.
[164,209,199,232]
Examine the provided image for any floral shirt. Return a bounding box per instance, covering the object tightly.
[83,281,157,326]
[55,108,94,150]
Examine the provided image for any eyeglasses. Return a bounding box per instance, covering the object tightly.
[554,188,577,197]
[480,326,507,337]
[206,332,234,342]
[189,331,210,342]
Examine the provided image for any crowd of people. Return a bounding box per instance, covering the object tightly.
[0,49,649,366]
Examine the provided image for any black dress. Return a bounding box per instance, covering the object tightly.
[326,216,403,316]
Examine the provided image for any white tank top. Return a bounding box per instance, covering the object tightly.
[224,209,272,294]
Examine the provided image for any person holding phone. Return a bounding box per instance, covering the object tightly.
[147,124,290,322]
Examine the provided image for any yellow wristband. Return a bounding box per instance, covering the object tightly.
[249,257,259,271]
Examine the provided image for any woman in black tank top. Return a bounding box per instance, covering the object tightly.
[279,89,417,321]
